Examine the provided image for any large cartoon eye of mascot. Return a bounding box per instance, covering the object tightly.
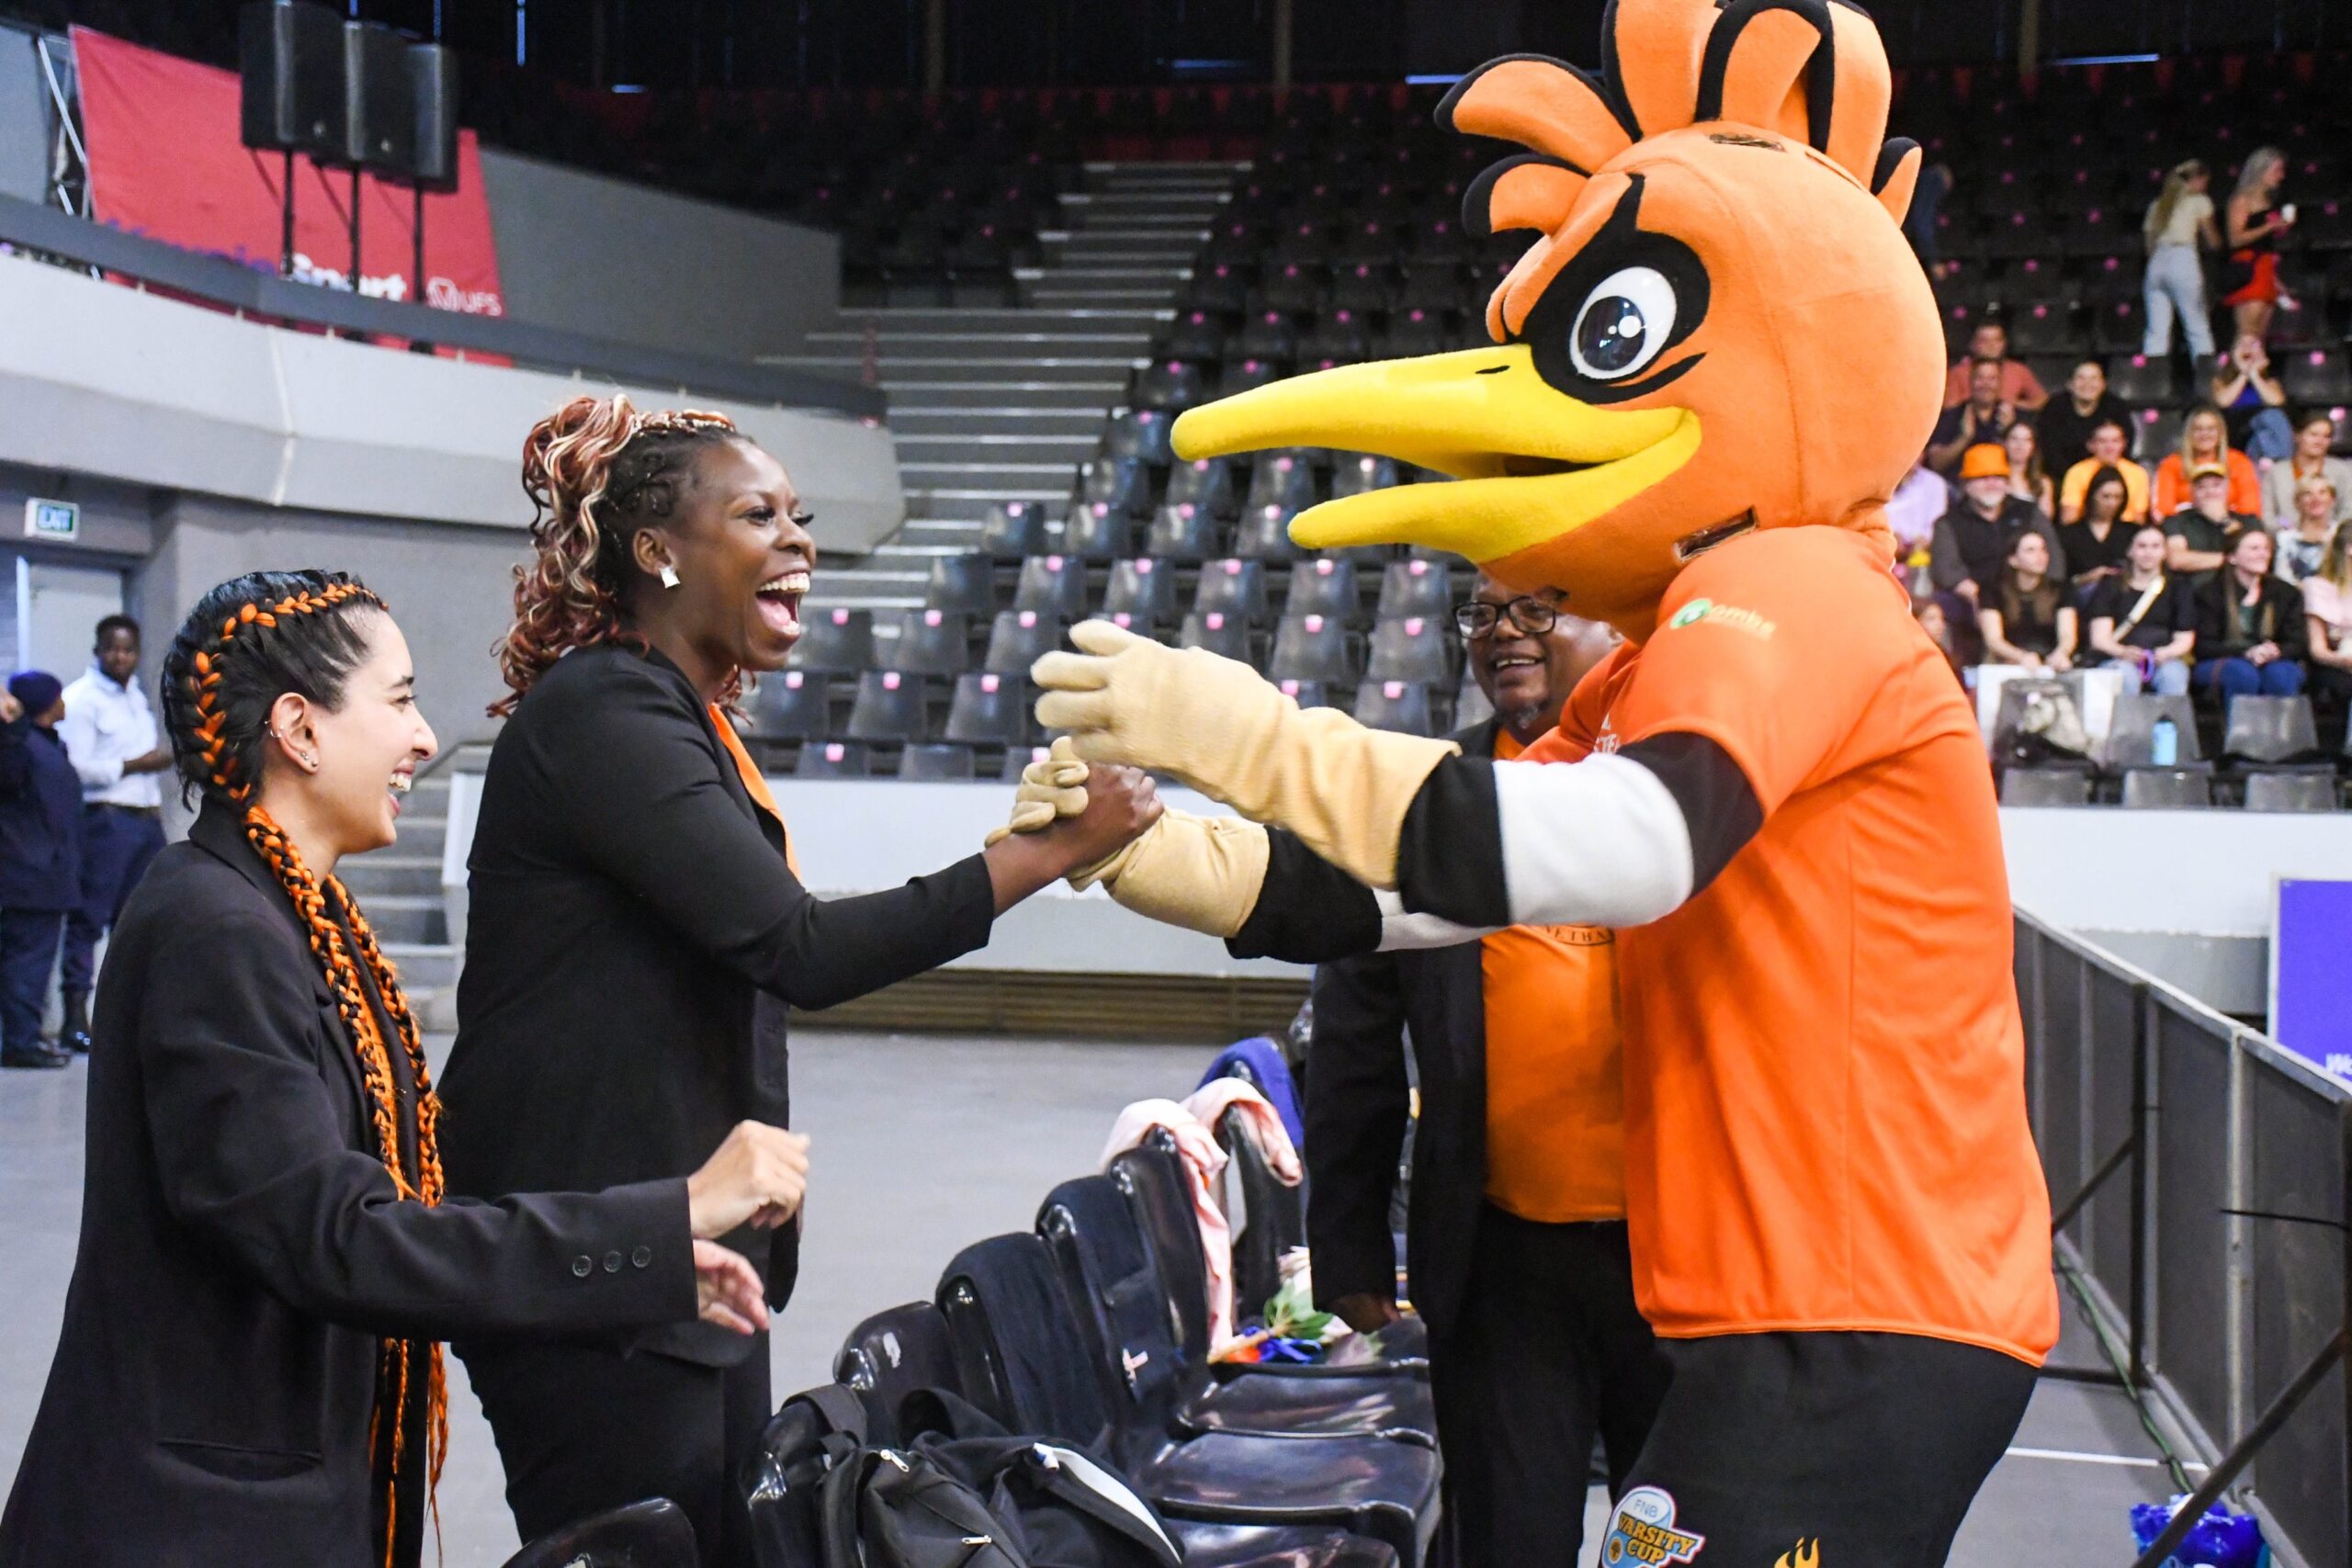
[1172,0,1946,632]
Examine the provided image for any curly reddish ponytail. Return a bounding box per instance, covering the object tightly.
[494,393,741,715]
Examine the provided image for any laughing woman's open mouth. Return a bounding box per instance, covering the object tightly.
[755,568,810,639]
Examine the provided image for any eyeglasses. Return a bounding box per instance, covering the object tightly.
[1453,596,1558,639]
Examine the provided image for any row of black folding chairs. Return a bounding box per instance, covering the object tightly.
[758,1130,1444,1568]
[1068,449,1418,521]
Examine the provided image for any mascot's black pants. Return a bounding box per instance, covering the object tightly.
[1601,1331,2035,1567]
[460,1334,772,1567]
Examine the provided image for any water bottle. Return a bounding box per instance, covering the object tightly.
[2151,716,2177,768]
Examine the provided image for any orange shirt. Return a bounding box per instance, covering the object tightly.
[1531,526,2058,1366]
[2150,449,2262,519]
[1478,732,1626,1224]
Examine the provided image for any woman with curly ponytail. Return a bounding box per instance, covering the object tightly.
[0,571,823,1568]
[439,395,1161,1562]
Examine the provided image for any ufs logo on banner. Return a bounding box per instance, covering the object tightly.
[1602,1485,1706,1565]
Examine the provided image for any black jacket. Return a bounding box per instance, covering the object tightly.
[0,716,81,910]
[438,643,996,1365]
[0,800,695,1568]
[1303,718,1501,1345]
[2194,571,2311,662]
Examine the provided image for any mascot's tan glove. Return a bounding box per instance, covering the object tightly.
[988,739,1271,938]
[1033,622,1456,889]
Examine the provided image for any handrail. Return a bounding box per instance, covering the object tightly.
[0,192,887,420]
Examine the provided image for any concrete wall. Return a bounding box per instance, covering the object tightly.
[478,149,841,361]
[0,248,903,552]
[0,24,52,208]
[134,495,526,749]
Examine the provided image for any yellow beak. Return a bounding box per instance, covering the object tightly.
[1169,344,1701,563]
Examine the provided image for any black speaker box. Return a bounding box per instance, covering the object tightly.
[341,20,414,174]
[407,43,459,191]
[238,1,344,159]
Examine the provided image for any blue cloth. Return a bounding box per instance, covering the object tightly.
[61,805,163,996]
[1198,1036,1306,1152]
[0,716,84,911]
[0,907,62,1055]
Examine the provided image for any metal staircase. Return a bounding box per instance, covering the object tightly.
[764,161,1242,633]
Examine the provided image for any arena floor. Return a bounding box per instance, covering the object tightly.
[0,1032,2198,1565]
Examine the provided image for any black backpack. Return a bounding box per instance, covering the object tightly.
[900,1392,1182,1568]
[820,1443,1025,1568]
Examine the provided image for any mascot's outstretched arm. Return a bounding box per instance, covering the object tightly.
[1030,625,1729,956]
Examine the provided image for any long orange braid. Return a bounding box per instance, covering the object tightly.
[185,581,447,1565]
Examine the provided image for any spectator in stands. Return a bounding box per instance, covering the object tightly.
[438,396,1160,1564]
[2165,463,2257,583]
[2193,528,2308,705]
[1914,599,1963,682]
[2301,522,2352,707]
[0,571,810,1568]
[1978,531,2075,672]
[2220,147,2292,344]
[2151,405,2262,519]
[1312,578,1662,1568]
[2058,420,2152,524]
[1928,359,2018,478]
[2260,412,2352,527]
[1930,444,2062,610]
[2036,358,2133,471]
[57,614,170,1055]
[2086,525,2197,696]
[1941,321,2047,411]
[2275,474,2338,582]
[2209,333,2293,460]
[1885,457,1951,585]
[2060,467,2134,593]
[0,672,78,1071]
[2004,419,2055,518]
[2141,160,2220,362]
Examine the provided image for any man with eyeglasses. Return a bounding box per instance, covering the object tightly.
[1305,573,1660,1568]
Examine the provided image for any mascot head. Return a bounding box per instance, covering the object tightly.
[1170,0,1945,631]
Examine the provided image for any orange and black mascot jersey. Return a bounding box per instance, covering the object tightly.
[1020,0,2059,1557]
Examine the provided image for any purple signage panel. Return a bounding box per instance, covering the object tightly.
[2271,878,2352,1080]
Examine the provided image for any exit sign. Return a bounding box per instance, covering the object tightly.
[24,498,77,540]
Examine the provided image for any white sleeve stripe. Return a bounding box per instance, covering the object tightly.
[1371,888,1500,952]
[1491,752,1695,928]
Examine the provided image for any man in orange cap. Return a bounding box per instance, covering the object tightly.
[1930,444,2062,612]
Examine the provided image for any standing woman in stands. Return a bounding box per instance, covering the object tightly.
[2141,159,2219,363]
[0,570,814,1568]
[2221,147,2292,345]
[438,396,1159,1564]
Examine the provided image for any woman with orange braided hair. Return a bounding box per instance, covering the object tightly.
[436,397,1157,1563]
[0,570,829,1568]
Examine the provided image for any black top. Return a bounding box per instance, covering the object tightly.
[1928,496,2059,595]
[2087,574,2199,653]
[2057,516,2133,584]
[1991,578,2066,656]
[0,717,81,910]
[2034,394,2135,470]
[2194,571,2310,661]
[439,643,996,1365]
[0,800,694,1568]
[1928,401,2017,474]
[1302,720,1501,1343]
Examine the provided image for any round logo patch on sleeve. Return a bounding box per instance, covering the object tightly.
[1602,1484,1708,1564]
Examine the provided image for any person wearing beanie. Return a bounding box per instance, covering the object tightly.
[1930,443,2064,611]
[0,671,82,1069]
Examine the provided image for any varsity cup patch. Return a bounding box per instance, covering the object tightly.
[1602,1485,1706,1565]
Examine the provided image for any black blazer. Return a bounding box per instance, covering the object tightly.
[0,800,695,1568]
[2193,570,2310,662]
[1304,718,1500,1345]
[0,716,81,909]
[438,643,996,1365]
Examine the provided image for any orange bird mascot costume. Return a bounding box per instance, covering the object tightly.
[1007,0,2058,1558]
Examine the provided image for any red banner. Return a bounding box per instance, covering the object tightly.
[73,27,504,316]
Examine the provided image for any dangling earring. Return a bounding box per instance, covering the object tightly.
[660,564,682,590]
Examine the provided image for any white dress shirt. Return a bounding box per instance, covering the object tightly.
[59,663,162,808]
